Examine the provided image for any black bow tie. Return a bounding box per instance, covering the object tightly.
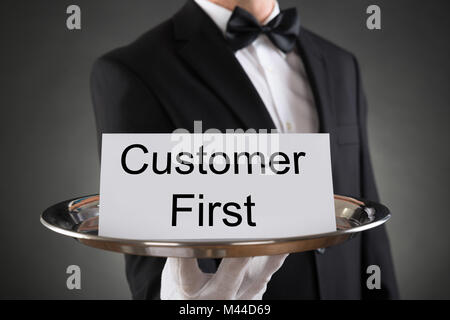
[225,7,300,53]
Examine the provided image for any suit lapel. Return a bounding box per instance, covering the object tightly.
[173,0,276,130]
[297,30,335,134]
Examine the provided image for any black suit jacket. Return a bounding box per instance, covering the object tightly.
[90,0,399,300]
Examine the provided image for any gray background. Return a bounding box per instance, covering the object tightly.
[0,0,449,299]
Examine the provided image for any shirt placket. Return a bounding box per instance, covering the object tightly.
[252,37,286,133]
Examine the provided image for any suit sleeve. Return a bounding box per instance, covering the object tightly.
[90,57,172,299]
[353,56,400,299]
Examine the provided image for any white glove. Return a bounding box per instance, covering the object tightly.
[160,254,288,300]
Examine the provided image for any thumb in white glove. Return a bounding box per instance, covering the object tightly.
[160,254,288,300]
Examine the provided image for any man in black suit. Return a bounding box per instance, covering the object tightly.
[91,0,399,299]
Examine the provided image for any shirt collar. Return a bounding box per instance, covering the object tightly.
[194,0,280,34]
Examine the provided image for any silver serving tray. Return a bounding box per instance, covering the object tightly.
[40,194,390,258]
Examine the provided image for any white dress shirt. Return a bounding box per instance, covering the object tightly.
[195,0,319,133]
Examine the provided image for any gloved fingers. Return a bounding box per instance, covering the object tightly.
[209,257,252,297]
[236,254,289,300]
[237,285,267,300]
[252,254,289,282]
[167,257,209,295]
[161,257,184,299]
[162,255,288,300]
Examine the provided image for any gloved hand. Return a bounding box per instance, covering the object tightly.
[160,254,288,300]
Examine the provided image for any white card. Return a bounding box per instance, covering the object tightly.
[99,133,336,240]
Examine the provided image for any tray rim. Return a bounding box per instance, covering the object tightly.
[40,194,390,248]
